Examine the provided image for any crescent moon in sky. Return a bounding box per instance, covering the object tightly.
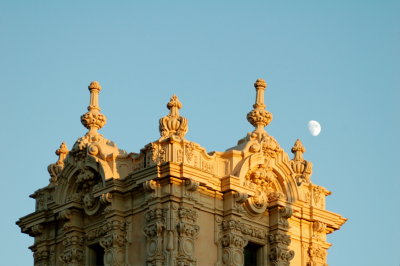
[308,120,321,136]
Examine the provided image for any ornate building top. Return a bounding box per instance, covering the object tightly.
[17,78,346,266]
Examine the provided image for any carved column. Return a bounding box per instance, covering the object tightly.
[219,220,248,266]
[29,224,50,266]
[267,205,294,266]
[176,207,199,266]
[307,244,327,266]
[144,208,166,266]
[100,218,127,266]
[59,209,84,266]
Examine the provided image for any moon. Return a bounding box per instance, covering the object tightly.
[308,120,321,136]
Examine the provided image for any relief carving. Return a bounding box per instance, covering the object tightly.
[175,207,199,265]
[268,232,294,266]
[185,143,195,162]
[151,142,167,165]
[75,168,102,216]
[307,244,327,266]
[60,234,84,266]
[144,209,166,266]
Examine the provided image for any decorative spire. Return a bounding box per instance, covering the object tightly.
[80,81,107,135]
[159,95,188,140]
[290,139,312,185]
[247,78,273,136]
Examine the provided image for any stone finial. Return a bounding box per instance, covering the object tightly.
[247,78,273,136]
[55,142,69,166]
[159,95,188,140]
[80,81,107,135]
[290,139,312,184]
[48,142,69,183]
[291,139,305,162]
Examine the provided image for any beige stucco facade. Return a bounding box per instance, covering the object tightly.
[17,79,346,266]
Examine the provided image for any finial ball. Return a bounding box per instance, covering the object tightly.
[254,78,267,90]
[88,81,102,91]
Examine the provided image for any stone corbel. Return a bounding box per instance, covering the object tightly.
[143,180,159,200]
[184,179,200,201]
[233,191,248,213]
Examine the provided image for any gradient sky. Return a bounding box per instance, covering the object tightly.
[1,1,399,265]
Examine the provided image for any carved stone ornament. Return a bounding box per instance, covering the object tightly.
[144,209,166,266]
[218,219,266,266]
[60,234,84,265]
[291,139,313,185]
[159,94,188,140]
[67,81,128,180]
[150,142,166,165]
[268,232,295,266]
[307,244,327,265]
[246,79,273,139]
[73,168,103,215]
[80,81,107,134]
[48,142,69,184]
[176,207,200,265]
[244,164,275,191]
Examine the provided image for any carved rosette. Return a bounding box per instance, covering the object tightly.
[100,220,127,266]
[290,139,312,185]
[175,207,199,266]
[144,209,166,266]
[159,95,188,140]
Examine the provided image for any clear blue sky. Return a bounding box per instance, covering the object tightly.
[1,1,399,265]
